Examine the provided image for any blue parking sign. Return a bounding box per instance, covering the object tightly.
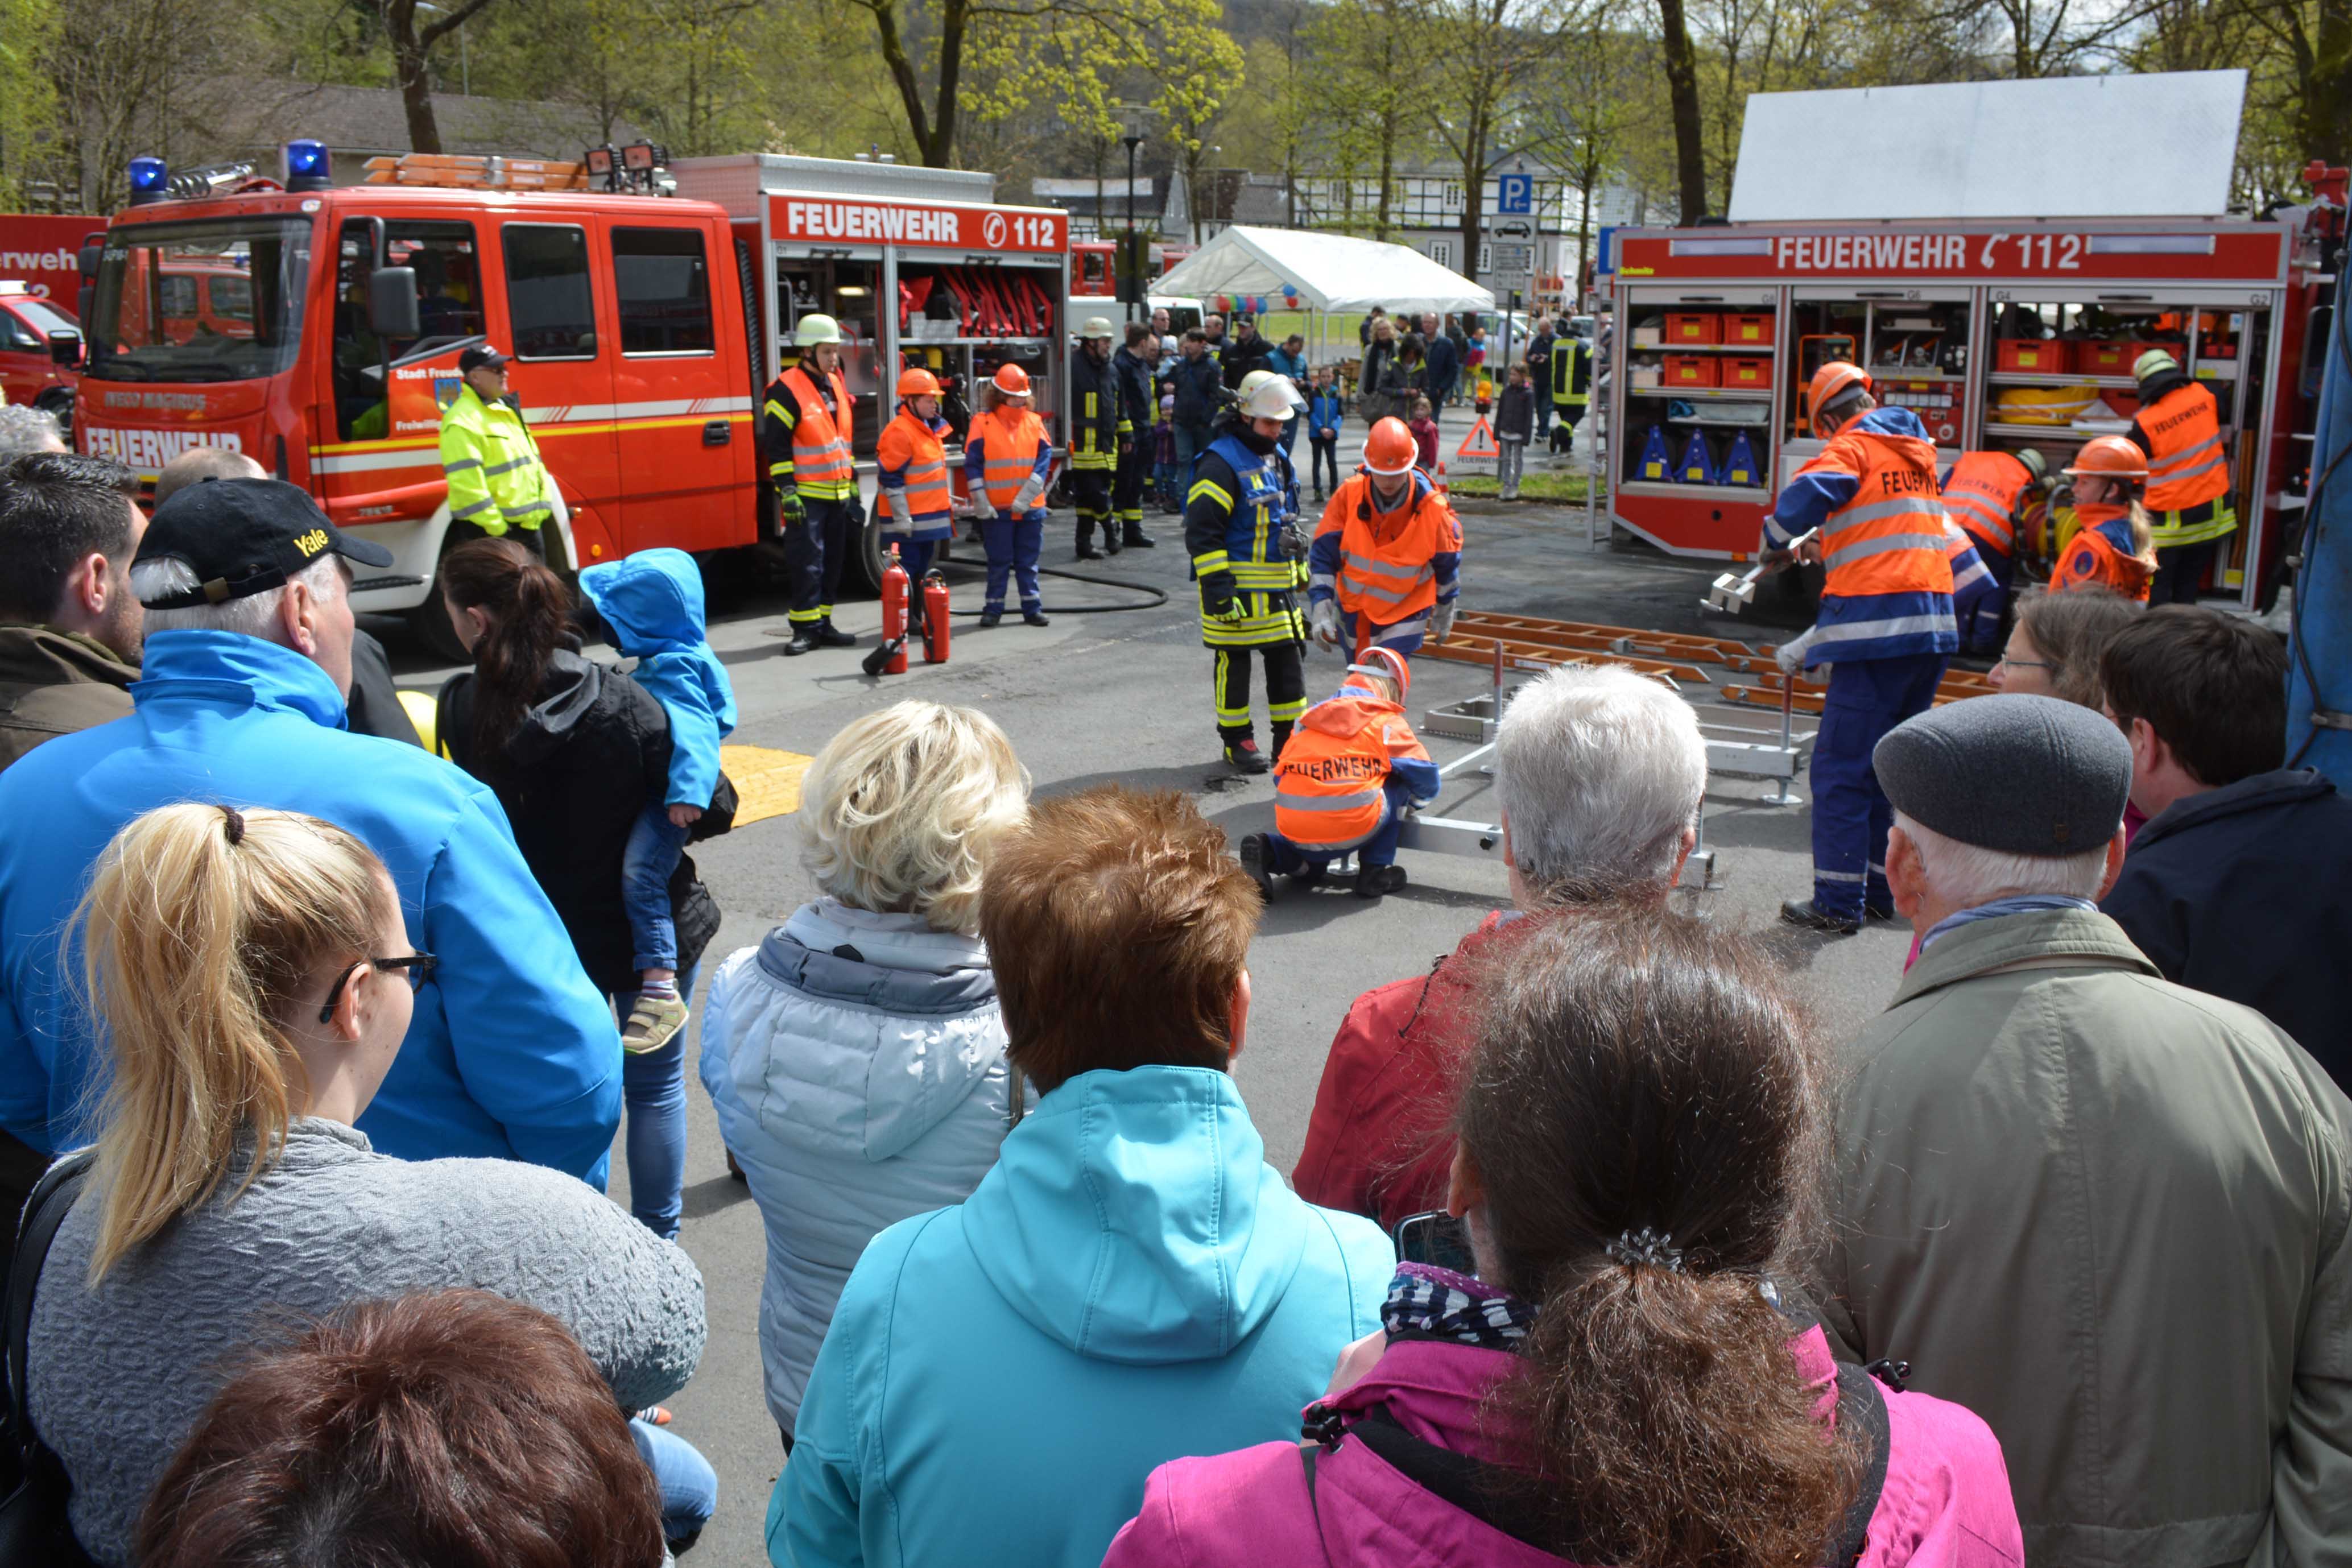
[1497,173,1533,214]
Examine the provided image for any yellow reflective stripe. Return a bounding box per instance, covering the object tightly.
[1193,551,1231,574]
[1230,564,1296,589]
[764,399,796,428]
[1190,478,1235,510]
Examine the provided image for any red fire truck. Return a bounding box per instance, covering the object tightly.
[1597,207,2333,611]
[72,146,1074,656]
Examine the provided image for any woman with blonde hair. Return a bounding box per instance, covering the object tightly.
[24,804,713,1566]
[700,700,1032,1450]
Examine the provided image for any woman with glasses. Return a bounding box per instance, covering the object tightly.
[1990,586,2150,846]
[24,804,716,1565]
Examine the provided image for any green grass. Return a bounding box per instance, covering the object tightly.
[1448,470,1600,504]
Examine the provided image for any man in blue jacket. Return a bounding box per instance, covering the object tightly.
[0,479,623,1186]
[770,784,1394,1568]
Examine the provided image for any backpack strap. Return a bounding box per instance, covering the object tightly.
[7,1149,96,1462]
[1828,1358,1894,1567]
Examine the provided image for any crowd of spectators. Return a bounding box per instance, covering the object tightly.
[0,444,2346,1568]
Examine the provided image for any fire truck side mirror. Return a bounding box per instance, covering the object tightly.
[46,329,82,367]
[369,267,421,340]
[77,243,103,281]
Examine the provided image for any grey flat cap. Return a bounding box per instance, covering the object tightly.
[1873,694,2131,856]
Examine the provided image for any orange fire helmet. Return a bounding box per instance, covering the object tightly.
[1807,360,1872,430]
[1363,416,1417,477]
[1347,644,1411,701]
[990,363,1032,397]
[2062,435,2149,481]
[896,367,943,399]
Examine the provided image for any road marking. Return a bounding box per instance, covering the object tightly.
[723,744,814,825]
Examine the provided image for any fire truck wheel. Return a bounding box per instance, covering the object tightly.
[850,512,886,598]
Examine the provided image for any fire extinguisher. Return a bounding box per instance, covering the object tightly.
[863,545,911,677]
[921,570,950,663]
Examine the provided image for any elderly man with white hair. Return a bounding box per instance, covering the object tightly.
[1291,661,1706,1229]
[1822,692,2352,1568]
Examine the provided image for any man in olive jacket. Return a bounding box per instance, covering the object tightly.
[0,452,144,773]
[1820,694,2352,1567]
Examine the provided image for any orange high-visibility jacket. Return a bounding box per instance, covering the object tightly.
[877,408,953,535]
[965,407,1050,514]
[2136,382,2230,514]
[1940,451,2035,560]
[1814,429,1956,601]
[1274,689,1434,850]
[1312,471,1462,626]
[2053,506,2154,602]
[763,365,857,501]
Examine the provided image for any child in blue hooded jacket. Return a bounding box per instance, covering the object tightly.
[579,548,739,1049]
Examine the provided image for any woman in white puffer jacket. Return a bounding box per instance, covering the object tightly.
[700,700,1032,1446]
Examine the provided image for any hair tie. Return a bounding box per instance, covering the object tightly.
[1606,1227,1684,1272]
[220,806,246,846]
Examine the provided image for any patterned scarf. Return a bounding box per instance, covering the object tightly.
[1380,1263,1535,1349]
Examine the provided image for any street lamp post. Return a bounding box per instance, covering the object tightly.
[1117,104,1148,315]
[416,0,469,96]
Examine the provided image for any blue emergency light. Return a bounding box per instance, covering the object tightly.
[127,156,170,204]
[284,139,332,191]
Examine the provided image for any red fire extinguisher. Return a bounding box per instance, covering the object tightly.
[921,570,950,664]
[877,545,910,675]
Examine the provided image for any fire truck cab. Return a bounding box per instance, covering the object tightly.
[72,146,1074,657]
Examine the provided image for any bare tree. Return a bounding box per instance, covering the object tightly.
[375,0,503,155]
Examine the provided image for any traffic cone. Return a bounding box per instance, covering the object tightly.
[1456,416,1500,460]
[1434,461,1448,498]
[1638,425,1671,481]
[1716,429,1761,487]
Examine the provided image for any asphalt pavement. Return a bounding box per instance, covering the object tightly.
[380,477,1923,1565]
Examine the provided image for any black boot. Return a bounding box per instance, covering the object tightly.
[1123,522,1158,548]
[1779,898,1861,935]
[1105,524,1124,556]
[783,623,819,656]
[813,618,857,649]
[978,608,1003,629]
[1271,722,1294,765]
[1075,522,1102,561]
[1223,737,1270,775]
[1238,834,1276,901]
[1353,863,1407,900]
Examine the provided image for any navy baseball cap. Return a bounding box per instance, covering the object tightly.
[137,478,392,608]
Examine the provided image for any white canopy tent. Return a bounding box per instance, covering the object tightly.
[1151,225,1495,371]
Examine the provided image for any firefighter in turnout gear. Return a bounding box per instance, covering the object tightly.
[1239,646,1441,904]
[1309,416,1462,659]
[963,363,1053,628]
[1187,371,1309,774]
[1069,317,1125,560]
[1549,332,1593,448]
[1938,446,2043,652]
[2127,348,2237,603]
[1111,321,1157,548]
[1768,359,1957,936]
[439,345,556,557]
[762,313,862,655]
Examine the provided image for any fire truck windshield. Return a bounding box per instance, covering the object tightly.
[86,216,312,383]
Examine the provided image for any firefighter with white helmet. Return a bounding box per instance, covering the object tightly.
[961,362,1052,628]
[1238,646,1442,903]
[762,312,862,655]
[1308,415,1462,659]
[1069,316,1125,560]
[1185,369,1309,772]
[2128,347,2236,602]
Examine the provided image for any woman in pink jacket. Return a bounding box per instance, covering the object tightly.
[1103,908,2023,1568]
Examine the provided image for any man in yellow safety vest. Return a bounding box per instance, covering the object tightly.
[439,345,556,558]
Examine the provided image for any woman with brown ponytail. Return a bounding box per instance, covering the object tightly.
[1103,909,2023,1568]
[434,538,720,1243]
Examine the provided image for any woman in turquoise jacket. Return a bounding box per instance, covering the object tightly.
[767,785,1394,1568]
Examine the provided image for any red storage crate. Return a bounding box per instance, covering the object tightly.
[1721,313,1774,346]
[2074,340,2133,375]
[1719,357,1771,388]
[1997,340,2065,373]
[1664,314,1720,346]
[1664,355,1720,388]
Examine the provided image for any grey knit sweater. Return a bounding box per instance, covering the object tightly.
[28,1118,706,1567]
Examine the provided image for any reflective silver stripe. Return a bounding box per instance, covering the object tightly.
[450,497,495,519]
[2153,452,2227,486]
[502,503,551,520]
[1276,788,1383,813]
[1310,572,1337,591]
[442,458,482,474]
[1818,868,1867,882]
[1341,551,1427,584]
[1341,574,1416,606]
[2151,432,2222,473]
[1808,611,1956,646]
[1826,531,1949,564]
[483,457,532,477]
[1827,495,1944,531]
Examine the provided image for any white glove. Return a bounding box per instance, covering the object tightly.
[1775,626,1818,675]
[1431,600,1457,646]
[1311,600,1341,648]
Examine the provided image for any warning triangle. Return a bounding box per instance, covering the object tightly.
[1455,416,1500,459]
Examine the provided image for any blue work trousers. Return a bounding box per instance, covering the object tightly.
[1266,783,1407,871]
[983,508,1045,612]
[1342,607,1428,659]
[1809,655,1948,920]
[1958,548,2011,655]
